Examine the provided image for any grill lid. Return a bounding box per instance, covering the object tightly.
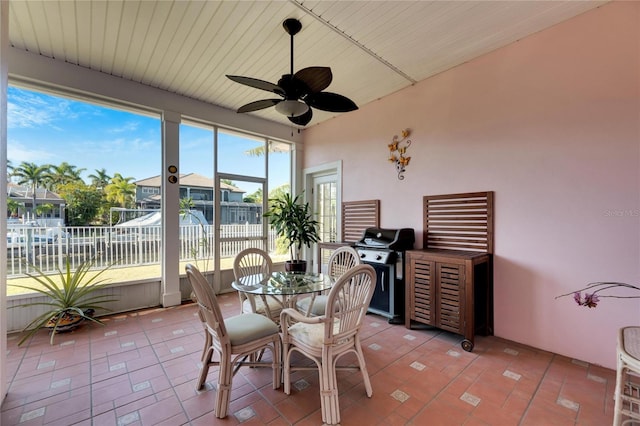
[354,227,415,251]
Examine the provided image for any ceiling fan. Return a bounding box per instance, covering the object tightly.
[227,18,358,126]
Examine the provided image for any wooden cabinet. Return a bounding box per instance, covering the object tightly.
[405,249,493,352]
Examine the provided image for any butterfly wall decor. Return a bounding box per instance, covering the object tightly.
[388,129,412,180]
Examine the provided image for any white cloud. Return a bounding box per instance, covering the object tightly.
[7,88,78,129]
[109,121,140,133]
[7,141,57,164]
[70,136,156,156]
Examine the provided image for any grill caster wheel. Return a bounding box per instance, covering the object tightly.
[461,339,474,352]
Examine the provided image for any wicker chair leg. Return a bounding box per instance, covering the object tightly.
[319,356,340,425]
[283,344,292,394]
[201,333,212,363]
[215,350,233,418]
[613,356,625,426]
[272,340,282,389]
[355,339,373,397]
[196,346,214,390]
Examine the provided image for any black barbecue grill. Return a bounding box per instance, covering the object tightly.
[353,227,415,323]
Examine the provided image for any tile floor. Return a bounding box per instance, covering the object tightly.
[2,293,616,425]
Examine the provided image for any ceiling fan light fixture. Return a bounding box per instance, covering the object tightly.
[275,99,309,117]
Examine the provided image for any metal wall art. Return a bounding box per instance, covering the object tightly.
[388,129,412,180]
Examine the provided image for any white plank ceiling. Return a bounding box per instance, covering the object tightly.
[8,0,606,127]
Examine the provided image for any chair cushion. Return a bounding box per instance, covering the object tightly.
[287,319,340,348]
[242,296,283,317]
[225,313,279,346]
[296,295,328,316]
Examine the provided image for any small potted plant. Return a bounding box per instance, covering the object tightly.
[9,256,117,345]
[264,192,320,272]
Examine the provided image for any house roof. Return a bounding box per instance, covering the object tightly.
[7,1,605,128]
[136,173,244,193]
[7,183,64,203]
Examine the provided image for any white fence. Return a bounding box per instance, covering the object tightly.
[6,224,276,277]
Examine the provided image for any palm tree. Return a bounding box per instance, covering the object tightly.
[105,173,136,208]
[7,159,14,182]
[179,197,195,212]
[244,188,263,203]
[12,161,50,215]
[7,198,22,218]
[35,203,54,219]
[46,162,86,190]
[244,141,290,157]
[268,183,290,201]
[87,168,111,190]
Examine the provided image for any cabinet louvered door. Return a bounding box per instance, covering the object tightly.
[409,256,435,325]
[436,263,464,334]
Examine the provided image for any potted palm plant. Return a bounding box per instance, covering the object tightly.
[264,192,320,272]
[9,256,117,345]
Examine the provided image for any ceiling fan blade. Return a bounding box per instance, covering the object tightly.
[226,75,285,96]
[294,67,332,94]
[288,107,313,126]
[306,92,358,113]
[237,99,282,113]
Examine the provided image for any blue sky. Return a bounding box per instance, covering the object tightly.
[7,86,290,194]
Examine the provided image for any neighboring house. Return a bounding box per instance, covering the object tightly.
[6,182,65,224]
[134,173,262,225]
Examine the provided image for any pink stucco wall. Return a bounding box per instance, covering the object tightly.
[302,2,640,369]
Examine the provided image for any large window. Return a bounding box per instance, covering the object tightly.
[6,85,162,287]
[268,140,292,198]
[179,122,214,224]
[6,86,294,292]
[180,122,293,268]
[218,129,266,178]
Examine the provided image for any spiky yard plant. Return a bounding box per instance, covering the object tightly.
[10,256,118,345]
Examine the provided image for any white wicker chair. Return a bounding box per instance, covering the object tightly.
[296,245,361,316]
[614,326,640,425]
[281,263,375,425]
[233,247,284,322]
[186,264,281,418]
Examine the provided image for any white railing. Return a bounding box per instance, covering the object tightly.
[6,224,276,277]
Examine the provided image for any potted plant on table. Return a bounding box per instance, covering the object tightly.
[264,192,320,273]
[9,256,117,345]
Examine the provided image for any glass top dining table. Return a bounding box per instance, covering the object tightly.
[231,271,334,298]
[231,271,335,320]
